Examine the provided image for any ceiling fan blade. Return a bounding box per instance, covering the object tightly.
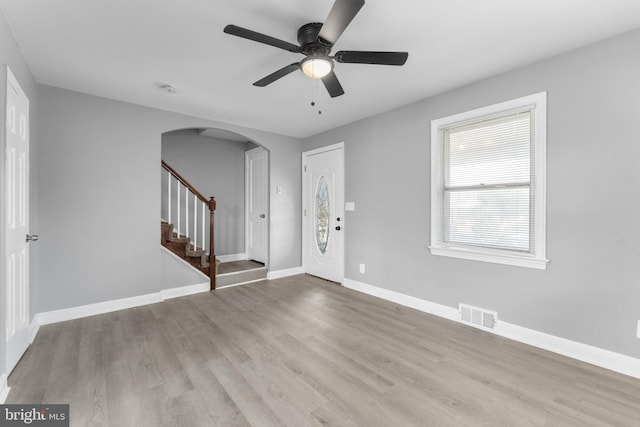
[253,63,301,87]
[224,25,300,53]
[317,0,365,46]
[334,51,408,65]
[321,71,345,97]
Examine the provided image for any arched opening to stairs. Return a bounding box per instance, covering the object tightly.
[160,127,269,289]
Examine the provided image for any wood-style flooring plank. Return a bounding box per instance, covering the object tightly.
[206,355,285,427]
[176,349,250,427]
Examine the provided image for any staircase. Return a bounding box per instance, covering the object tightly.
[161,221,267,287]
[162,160,217,288]
[161,160,267,288]
[161,221,211,275]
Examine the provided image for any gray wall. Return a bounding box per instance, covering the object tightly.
[161,248,207,289]
[303,29,640,358]
[161,129,247,256]
[0,10,38,377]
[36,84,302,314]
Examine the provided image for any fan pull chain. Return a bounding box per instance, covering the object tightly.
[310,80,323,115]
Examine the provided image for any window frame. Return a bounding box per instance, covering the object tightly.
[430,92,548,270]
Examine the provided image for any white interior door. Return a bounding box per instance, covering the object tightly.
[246,147,267,263]
[302,143,344,283]
[5,67,30,374]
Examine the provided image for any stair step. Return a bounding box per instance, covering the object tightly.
[168,234,190,243]
[185,248,204,257]
[165,241,187,254]
[161,222,173,244]
[162,221,210,275]
[216,267,267,288]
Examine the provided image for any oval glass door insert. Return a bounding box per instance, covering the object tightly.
[315,176,330,254]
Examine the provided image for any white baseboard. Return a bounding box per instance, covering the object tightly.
[344,278,459,321]
[29,282,211,343]
[267,266,304,280]
[494,322,640,379]
[343,278,640,380]
[0,374,9,403]
[161,282,209,299]
[217,253,247,263]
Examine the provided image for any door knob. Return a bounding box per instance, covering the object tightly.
[26,234,39,243]
[335,226,341,231]
[259,213,266,218]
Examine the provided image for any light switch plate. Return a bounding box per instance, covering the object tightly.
[345,202,355,211]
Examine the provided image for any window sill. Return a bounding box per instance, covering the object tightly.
[429,245,548,270]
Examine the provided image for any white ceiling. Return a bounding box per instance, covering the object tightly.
[2,0,640,138]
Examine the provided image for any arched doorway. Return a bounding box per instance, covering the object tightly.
[160,127,269,288]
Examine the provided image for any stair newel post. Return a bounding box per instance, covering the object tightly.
[208,196,217,290]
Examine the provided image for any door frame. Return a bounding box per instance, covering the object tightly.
[302,142,345,283]
[245,146,269,265]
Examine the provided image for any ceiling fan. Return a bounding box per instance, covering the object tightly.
[223,0,408,98]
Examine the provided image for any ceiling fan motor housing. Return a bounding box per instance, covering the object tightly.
[298,23,332,56]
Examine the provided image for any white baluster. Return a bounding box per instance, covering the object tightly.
[176,181,181,237]
[202,202,206,254]
[167,172,172,225]
[193,194,198,249]
[185,187,189,246]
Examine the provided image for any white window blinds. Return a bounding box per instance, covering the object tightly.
[443,111,533,252]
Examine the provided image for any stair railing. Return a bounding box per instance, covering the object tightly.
[161,160,216,289]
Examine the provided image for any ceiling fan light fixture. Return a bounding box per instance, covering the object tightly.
[301,57,333,79]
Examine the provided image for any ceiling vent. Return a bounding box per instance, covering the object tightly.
[155,82,178,94]
[459,303,497,330]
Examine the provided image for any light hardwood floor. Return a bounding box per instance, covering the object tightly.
[7,274,640,426]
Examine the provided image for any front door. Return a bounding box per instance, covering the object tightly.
[246,147,267,263]
[5,67,30,374]
[302,143,344,283]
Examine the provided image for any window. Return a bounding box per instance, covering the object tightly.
[430,92,548,269]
